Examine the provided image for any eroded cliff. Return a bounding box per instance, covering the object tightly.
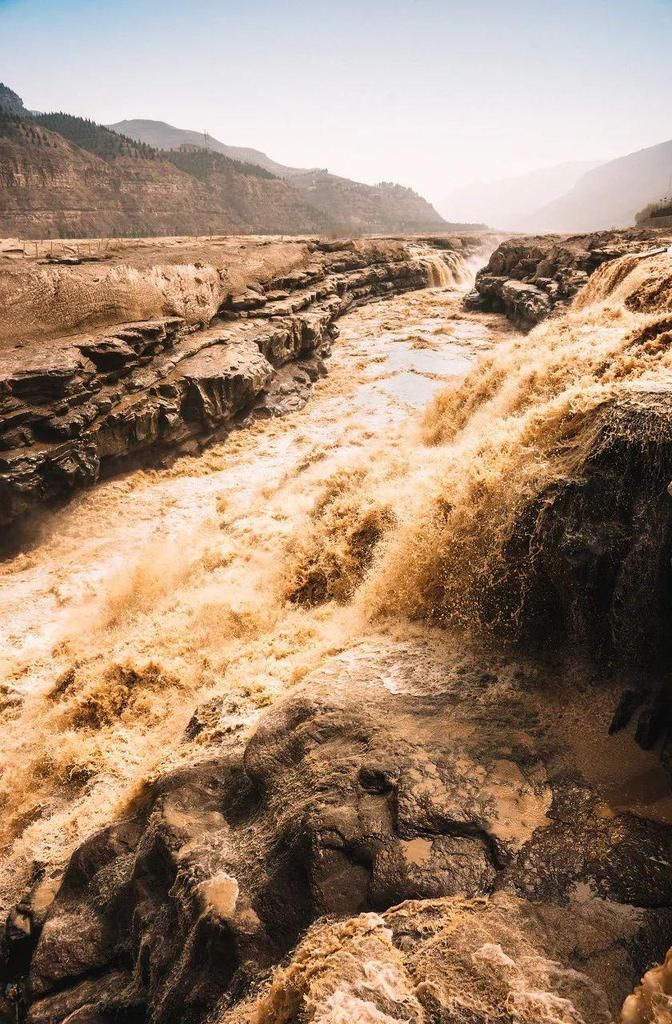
[0,235,478,536]
[3,232,672,1024]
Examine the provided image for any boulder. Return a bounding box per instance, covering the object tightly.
[5,643,671,1023]
[221,892,665,1024]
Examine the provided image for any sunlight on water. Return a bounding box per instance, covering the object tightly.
[0,276,512,914]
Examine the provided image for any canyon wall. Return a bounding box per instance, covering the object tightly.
[0,235,478,536]
[466,228,671,329]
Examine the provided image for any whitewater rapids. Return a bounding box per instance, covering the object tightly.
[0,277,512,914]
[3,248,672,1022]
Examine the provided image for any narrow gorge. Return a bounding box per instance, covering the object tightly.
[2,228,672,1024]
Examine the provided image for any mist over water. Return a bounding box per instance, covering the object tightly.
[0,261,507,914]
[3,247,672,1022]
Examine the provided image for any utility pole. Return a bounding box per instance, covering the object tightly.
[203,130,209,153]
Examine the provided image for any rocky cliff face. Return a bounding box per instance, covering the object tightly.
[0,122,332,240]
[466,229,672,329]
[0,235,476,537]
[0,91,448,239]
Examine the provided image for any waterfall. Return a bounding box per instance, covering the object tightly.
[416,249,470,289]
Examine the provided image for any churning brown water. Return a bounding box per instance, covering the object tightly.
[3,251,672,1021]
[0,275,511,915]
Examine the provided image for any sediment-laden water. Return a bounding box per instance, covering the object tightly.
[3,250,672,1023]
[0,278,510,910]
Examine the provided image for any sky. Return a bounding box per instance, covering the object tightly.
[1,0,672,205]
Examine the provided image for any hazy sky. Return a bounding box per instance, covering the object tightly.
[2,0,672,203]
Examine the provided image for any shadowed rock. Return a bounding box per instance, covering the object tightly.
[4,643,671,1022]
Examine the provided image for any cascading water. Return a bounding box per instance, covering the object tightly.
[412,246,476,289]
[2,244,672,1023]
[0,267,506,916]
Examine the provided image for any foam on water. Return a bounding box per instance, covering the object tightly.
[0,276,510,914]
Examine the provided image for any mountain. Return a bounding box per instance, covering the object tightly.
[438,160,602,230]
[0,88,449,238]
[0,106,332,239]
[527,139,672,232]
[109,118,301,177]
[286,169,453,234]
[107,117,450,235]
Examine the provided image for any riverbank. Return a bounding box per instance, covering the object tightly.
[3,236,672,1024]
[0,234,487,539]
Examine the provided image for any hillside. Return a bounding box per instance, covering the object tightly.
[108,117,450,234]
[286,168,450,233]
[438,160,602,230]
[0,88,449,237]
[109,118,300,176]
[527,138,672,232]
[0,106,331,238]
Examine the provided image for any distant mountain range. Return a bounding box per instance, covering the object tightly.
[526,139,672,232]
[0,84,458,239]
[441,138,672,233]
[438,160,603,231]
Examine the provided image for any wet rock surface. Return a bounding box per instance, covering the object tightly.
[466,228,672,328]
[0,236,476,536]
[4,642,671,1023]
[487,386,672,670]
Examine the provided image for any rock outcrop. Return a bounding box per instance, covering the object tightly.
[3,642,671,1023]
[466,229,672,329]
[0,235,476,537]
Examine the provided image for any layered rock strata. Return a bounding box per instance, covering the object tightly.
[0,236,474,535]
[466,229,672,329]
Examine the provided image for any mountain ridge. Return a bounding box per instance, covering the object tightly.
[107,116,457,234]
[0,87,452,238]
[527,137,672,232]
[438,159,603,230]
[108,118,304,177]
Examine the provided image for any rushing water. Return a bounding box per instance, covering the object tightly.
[4,251,672,1021]
[0,280,515,913]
